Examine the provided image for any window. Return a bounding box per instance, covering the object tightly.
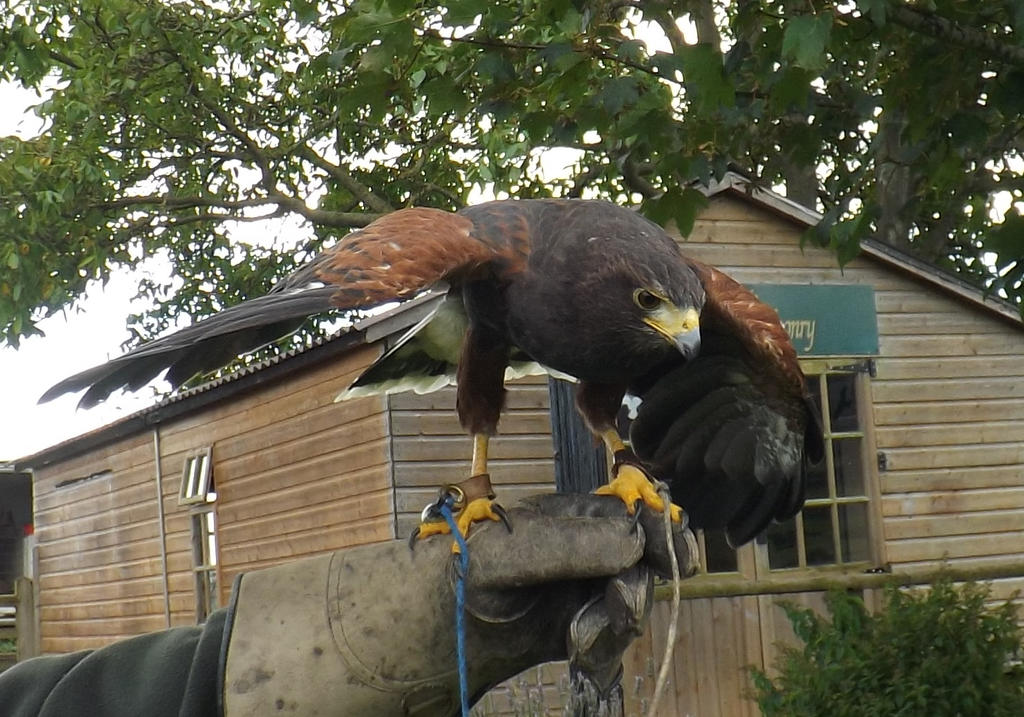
[763,360,878,572]
[179,449,213,505]
[191,507,219,621]
[609,354,880,583]
[660,358,881,582]
[180,448,220,621]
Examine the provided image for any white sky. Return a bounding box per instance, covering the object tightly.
[0,83,166,460]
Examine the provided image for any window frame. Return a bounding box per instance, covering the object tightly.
[673,357,886,587]
[179,446,221,622]
[179,448,213,506]
[190,505,219,622]
[754,357,885,577]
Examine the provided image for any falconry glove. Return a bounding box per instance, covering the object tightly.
[223,492,697,717]
[0,493,696,717]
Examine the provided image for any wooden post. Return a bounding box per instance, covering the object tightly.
[547,378,606,493]
[15,577,36,661]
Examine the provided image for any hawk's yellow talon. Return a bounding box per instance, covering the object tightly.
[596,464,683,523]
[414,520,452,541]
[450,497,504,553]
[412,496,505,553]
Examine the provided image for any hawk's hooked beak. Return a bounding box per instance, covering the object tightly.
[644,305,701,360]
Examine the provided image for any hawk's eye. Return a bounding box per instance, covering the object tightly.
[633,289,661,311]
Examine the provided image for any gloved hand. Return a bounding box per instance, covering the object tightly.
[0,493,696,717]
[224,492,697,717]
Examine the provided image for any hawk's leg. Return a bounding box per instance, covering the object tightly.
[413,323,511,548]
[576,381,682,523]
[594,430,683,523]
[413,435,510,547]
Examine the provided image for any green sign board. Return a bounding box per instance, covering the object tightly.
[747,284,879,357]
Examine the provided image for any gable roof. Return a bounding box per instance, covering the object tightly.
[705,172,1023,329]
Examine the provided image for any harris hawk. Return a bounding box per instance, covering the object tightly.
[41,199,822,546]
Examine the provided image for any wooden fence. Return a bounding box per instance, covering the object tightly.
[0,577,37,669]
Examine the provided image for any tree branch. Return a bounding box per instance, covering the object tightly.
[93,193,379,229]
[621,155,660,198]
[884,4,1024,67]
[294,145,393,213]
[270,194,381,228]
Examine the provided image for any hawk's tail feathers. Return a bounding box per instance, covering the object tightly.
[39,286,338,408]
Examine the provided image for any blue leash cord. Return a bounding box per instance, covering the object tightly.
[439,498,471,717]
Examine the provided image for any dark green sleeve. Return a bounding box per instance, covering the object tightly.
[0,609,227,717]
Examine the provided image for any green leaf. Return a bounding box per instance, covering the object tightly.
[598,77,639,115]
[649,51,683,78]
[986,212,1024,258]
[856,0,888,26]
[537,42,578,72]
[359,44,393,73]
[290,0,319,24]
[781,14,832,70]
[770,66,814,113]
[677,44,734,111]
[423,75,468,116]
[642,187,707,238]
[616,39,646,63]
[475,51,515,84]
[446,0,485,26]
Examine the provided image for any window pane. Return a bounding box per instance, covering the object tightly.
[827,373,859,433]
[197,455,209,488]
[187,460,201,498]
[205,571,218,610]
[703,529,737,573]
[197,570,218,620]
[839,503,871,563]
[191,514,203,562]
[205,512,218,565]
[803,506,837,566]
[766,520,799,569]
[833,438,866,497]
[804,450,831,500]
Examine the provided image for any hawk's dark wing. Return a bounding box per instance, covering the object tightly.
[629,260,824,546]
[40,207,529,408]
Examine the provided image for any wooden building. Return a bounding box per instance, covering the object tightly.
[15,175,1024,714]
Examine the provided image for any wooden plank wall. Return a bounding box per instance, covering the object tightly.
[624,596,764,717]
[32,432,168,653]
[31,343,394,649]
[389,375,557,537]
[157,343,391,624]
[680,196,1024,573]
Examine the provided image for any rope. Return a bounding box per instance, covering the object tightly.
[439,499,471,717]
[645,483,683,717]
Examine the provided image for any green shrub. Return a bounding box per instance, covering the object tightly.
[749,579,1024,717]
